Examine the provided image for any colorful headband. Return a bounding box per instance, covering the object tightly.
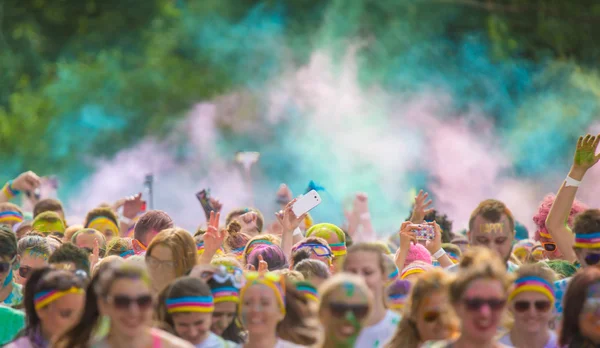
[388,293,407,310]
[32,220,65,235]
[0,211,24,224]
[231,246,245,254]
[34,287,85,310]
[1,181,19,200]
[575,232,600,249]
[509,276,554,302]
[211,286,240,304]
[297,282,319,303]
[87,217,119,235]
[166,296,214,313]
[196,242,224,256]
[119,250,135,258]
[539,230,552,239]
[241,272,286,315]
[329,242,347,257]
[388,267,399,281]
[400,267,425,280]
[447,251,459,264]
[245,240,273,255]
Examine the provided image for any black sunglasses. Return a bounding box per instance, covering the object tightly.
[513,300,552,313]
[463,297,506,312]
[329,302,369,320]
[107,294,153,310]
[0,255,16,273]
[585,253,600,266]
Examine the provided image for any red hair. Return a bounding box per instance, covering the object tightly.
[532,194,587,241]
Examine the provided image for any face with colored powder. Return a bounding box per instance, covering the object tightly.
[0,254,16,288]
[580,282,600,341]
[415,291,455,343]
[87,217,119,241]
[34,221,65,238]
[320,281,370,347]
[16,249,49,285]
[211,301,237,336]
[240,283,284,336]
[469,215,514,264]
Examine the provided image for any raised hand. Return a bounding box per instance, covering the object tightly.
[399,221,417,251]
[11,171,41,192]
[276,183,293,205]
[123,193,145,219]
[204,211,226,252]
[573,134,600,172]
[410,190,434,223]
[275,199,306,233]
[257,254,269,274]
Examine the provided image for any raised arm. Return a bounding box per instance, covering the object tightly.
[546,134,600,262]
[0,171,41,203]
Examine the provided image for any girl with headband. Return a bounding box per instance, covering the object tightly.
[317,273,372,348]
[0,202,25,230]
[305,223,347,263]
[386,269,458,348]
[157,276,236,347]
[498,264,558,348]
[342,243,401,348]
[55,261,192,348]
[385,279,411,314]
[206,265,245,344]
[240,272,318,347]
[422,247,511,348]
[0,226,22,307]
[6,268,87,348]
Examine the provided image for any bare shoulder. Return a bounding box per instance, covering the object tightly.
[152,328,195,348]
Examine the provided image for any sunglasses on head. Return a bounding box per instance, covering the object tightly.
[585,253,600,266]
[0,255,17,273]
[423,310,442,323]
[513,300,552,313]
[540,242,557,252]
[329,302,369,320]
[107,294,153,310]
[300,244,332,258]
[463,297,506,312]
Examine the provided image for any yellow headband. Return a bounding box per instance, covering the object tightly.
[32,220,65,235]
[400,268,424,280]
[87,217,119,235]
[34,287,85,310]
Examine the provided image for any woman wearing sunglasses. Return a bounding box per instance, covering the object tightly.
[157,276,237,347]
[343,243,400,348]
[56,261,192,348]
[498,264,558,348]
[206,265,245,344]
[7,267,87,348]
[0,226,22,307]
[423,247,511,348]
[15,236,50,286]
[146,228,198,295]
[317,273,372,348]
[386,269,458,348]
[560,266,600,347]
[240,271,318,347]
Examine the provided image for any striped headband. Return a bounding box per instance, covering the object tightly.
[388,267,399,281]
[87,217,119,235]
[34,287,85,310]
[119,250,135,258]
[447,252,460,264]
[241,272,286,315]
[297,282,319,303]
[245,240,273,255]
[1,181,19,199]
[166,296,214,314]
[509,276,554,302]
[575,232,600,249]
[329,242,347,257]
[400,267,425,280]
[0,211,24,224]
[196,242,224,256]
[211,286,240,304]
[388,293,408,310]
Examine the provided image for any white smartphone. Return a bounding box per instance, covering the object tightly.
[292,190,322,217]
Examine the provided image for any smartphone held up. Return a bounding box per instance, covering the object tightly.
[291,190,322,217]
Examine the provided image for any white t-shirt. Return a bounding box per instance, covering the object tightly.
[498,330,559,348]
[355,310,401,348]
[197,332,240,348]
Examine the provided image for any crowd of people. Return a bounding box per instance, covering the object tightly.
[0,133,599,348]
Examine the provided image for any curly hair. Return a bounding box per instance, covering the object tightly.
[406,208,454,243]
[532,194,587,241]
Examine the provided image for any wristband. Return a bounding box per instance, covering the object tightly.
[432,248,446,259]
[564,176,581,188]
[1,181,19,199]
[293,228,303,237]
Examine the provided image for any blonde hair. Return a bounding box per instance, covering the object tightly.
[147,228,197,277]
[449,247,513,304]
[386,269,458,348]
[64,224,83,243]
[211,255,243,270]
[274,269,304,282]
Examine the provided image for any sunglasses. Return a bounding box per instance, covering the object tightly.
[0,255,16,273]
[463,297,506,312]
[106,294,153,310]
[19,266,33,279]
[299,244,332,258]
[329,302,370,320]
[513,300,552,313]
[423,311,442,323]
[585,253,600,266]
[540,242,557,252]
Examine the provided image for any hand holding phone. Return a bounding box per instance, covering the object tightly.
[411,224,435,241]
[291,190,322,217]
